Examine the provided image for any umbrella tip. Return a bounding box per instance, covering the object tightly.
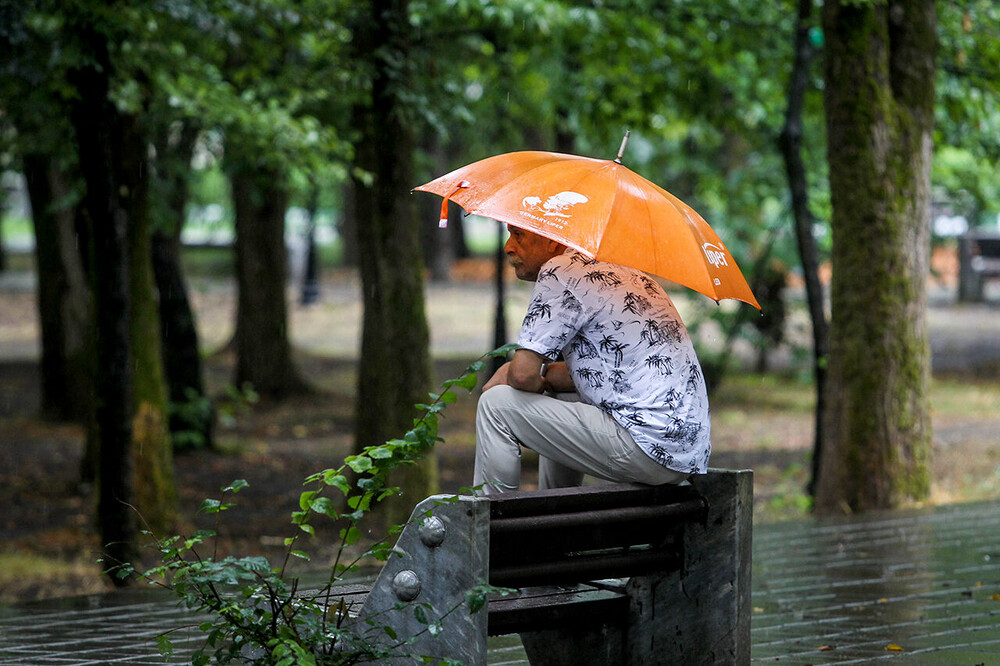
[614,129,631,164]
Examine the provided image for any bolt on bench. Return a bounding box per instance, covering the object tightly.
[348,468,752,665]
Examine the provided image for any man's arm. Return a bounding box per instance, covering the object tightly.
[483,349,575,393]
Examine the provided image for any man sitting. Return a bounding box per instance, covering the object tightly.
[474,225,711,494]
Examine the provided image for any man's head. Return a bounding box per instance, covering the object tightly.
[504,225,566,281]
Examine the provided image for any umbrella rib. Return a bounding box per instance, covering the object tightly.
[627,168,718,301]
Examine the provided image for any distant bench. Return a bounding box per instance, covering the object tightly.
[341,469,752,665]
[958,232,1000,302]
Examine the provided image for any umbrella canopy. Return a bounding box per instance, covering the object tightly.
[415,147,761,309]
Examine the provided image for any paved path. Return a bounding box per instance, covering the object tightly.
[753,499,1000,664]
[2,499,999,665]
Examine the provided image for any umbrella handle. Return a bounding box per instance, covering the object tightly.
[614,130,631,164]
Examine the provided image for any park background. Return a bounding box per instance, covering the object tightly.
[1,0,999,610]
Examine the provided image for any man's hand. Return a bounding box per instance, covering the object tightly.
[482,362,511,392]
[483,350,577,394]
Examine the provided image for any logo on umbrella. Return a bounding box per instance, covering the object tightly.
[521,191,590,218]
[702,243,730,268]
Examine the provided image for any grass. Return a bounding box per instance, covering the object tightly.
[0,552,111,604]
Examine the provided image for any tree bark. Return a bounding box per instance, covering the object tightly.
[68,42,139,574]
[151,123,214,450]
[23,154,94,422]
[123,112,177,532]
[815,0,935,513]
[352,0,436,525]
[231,168,309,399]
[777,0,829,497]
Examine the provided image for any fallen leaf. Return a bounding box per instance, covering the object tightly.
[753,607,765,613]
[886,643,904,652]
[991,594,1000,601]
[817,645,836,651]
[878,597,888,603]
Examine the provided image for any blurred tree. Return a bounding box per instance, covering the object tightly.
[815,0,935,512]
[0,2,94,423]
[231,164,309,397]
[933,1,1000,230]
[149,119,214,450]
[65,10,144,572]
[778,0,828,497]
[349,0,436,522]
[22,155,94,423]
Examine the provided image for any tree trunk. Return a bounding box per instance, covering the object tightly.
[777,0,829,497]
[151,123,214,450]
[352,0,436,525]
[23,153,94,422]
[124,112,177,532]
[815,0,935,513]
[68,42,139,574]
[231,168,309,399]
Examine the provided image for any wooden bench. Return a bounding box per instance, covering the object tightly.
[349,469,752,665]
[958,232,1000,302]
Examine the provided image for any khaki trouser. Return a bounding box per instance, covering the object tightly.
[473,385,688,495]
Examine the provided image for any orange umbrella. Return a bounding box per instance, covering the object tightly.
[415,135,761,309]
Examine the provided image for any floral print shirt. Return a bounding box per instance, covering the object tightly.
[517,250,711,474]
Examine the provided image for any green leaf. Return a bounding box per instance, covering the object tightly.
[290,550,310,561]
[369,446,393,459]
[310,496,336,518]
[456,372,478,390]
[413,604,429,625]
[466,590,486,613]
[223,479,249,493]
[324,473,352,495]
[345,455,373,474]
[340,525,361,546]
[198,498,222,514]
[299,490,319,511]
[156,634,174,659]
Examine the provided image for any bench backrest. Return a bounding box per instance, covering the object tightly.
[488,482,707,587]
[972,236,1000,258]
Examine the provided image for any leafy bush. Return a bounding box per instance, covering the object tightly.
[108,346,516,664]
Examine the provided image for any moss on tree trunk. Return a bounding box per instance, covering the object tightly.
[816,0,935,512]
[124,116,177,532]
[351,0,436,526]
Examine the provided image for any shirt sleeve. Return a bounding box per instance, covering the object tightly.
[517,262,589,359]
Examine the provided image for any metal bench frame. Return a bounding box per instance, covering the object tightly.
[353,468,752,665]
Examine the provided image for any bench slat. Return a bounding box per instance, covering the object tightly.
[487,585,626,636]
[491,547,682,587]
[489,482,703,519]
[490,497,706,535]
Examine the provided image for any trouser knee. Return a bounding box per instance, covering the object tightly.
[476,384,521,425]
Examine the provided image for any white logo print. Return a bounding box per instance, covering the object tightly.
[702,242,730,268]
[521,191,589,218]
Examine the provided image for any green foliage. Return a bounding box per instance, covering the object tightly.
[169,387,215,452]
[113,345,516,664]
[216,382,260,430]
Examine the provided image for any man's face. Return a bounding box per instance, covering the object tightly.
[504,225,563,281]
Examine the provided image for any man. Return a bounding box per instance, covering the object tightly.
[474,225,711,494]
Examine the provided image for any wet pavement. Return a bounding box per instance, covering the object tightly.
[2,499,999,665]
[753,499,1000,664]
